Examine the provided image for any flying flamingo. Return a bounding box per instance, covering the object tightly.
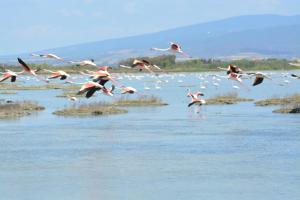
[31,53,64,61]
[291,74,300,79]
[218,64,243,74]
[69,59,97,67]
[247,72,271,86]
[76,81,104,98]
[151,42,192,58]
[187,91,206,107]
[43,69,70,80]
[17,58,49,83]
[120,59,161,74]
[0,70,24,82]
[121,86,137,94]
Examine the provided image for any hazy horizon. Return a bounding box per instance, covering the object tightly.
[1,0,300,55]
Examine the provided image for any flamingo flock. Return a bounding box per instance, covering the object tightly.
[0,41,299,108]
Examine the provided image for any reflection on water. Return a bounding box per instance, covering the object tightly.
[0,72,299,200]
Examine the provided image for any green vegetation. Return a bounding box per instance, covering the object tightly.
[0,101,45,119]
[119,56,300,72]
[206,92,254,105]
[2,55,299,74]
[112,95,168,106]
[255,94,300,106]
[53,102,128,116]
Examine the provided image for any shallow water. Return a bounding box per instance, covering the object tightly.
[0,72,299,200]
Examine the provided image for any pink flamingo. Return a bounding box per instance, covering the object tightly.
[187,91,206,107]
[31,53,64,61]
[17,58,49,83]
[43,69,70,80]
[120,59,161,74]
[0,70,24,82]
[151,42,192,58]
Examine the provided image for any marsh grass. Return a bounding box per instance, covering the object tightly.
[0,84,80,91]
[56,91,81,98]
[112,95,168,106]
[53,102,128,117]
[206,92,254,105]
[273,103,300,114]
[0,91,17,94]
[255,94,300,106]
[0,101,45,119]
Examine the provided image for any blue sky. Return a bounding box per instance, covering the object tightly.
[0,0,299,55]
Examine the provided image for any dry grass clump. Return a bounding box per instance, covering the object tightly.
[206,92,254,105]
[113,95,168,106]
[273,103,300,114]
[0,91,17,94]
[0,101,45,119]
[255,94,300,106]
[0,84,80,91]
[53,102,128,116]
[56,91,81,98]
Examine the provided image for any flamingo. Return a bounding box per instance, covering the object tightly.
[121,86,137,94]
[69,59,97,67]
[218,64,243,75]
[151,42,192,58]
[120,59,161,74]
[247,72,271,86]
[76,81,104,98]
[43,69,70,80]
[17,58,49,83]
[291,74,300,79]
[187,91,205,107]
[31,53,64,61]
[0,70,23,83]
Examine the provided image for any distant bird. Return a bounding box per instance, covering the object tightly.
[151,42,192,58]
[247,72,271,86]
[43,69,70,80]
[17,58,49,83]
[0,70,23,82]
[291,74,300,79]
[67,96,78,102]
[69,59,97,67]
[187,91,205,107]
[121,86,137,94]
[120,59,161,74]
[77,81,103,98]
[218,64,243,75]
[31,53,64,61]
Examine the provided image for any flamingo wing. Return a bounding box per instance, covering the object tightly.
[17,58,31,72]
[253,77,264,86]
[0,73,12,82]
[85,87,98,98]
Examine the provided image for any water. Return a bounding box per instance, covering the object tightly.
[0,72,299,200]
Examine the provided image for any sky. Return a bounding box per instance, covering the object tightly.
[0,0,300,55]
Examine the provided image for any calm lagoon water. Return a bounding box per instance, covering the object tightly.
[0,72,299,200]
